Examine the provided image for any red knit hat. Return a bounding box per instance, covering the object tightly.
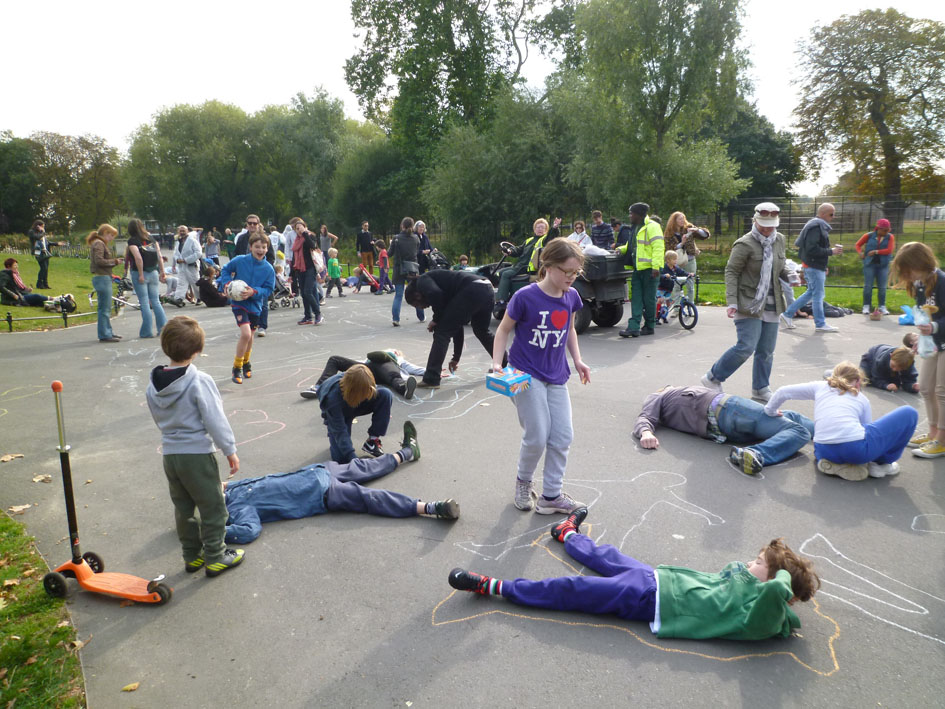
[876,218,891,230]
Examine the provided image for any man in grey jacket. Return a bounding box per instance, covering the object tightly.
[634,385,814,475]
[780,203,843,333]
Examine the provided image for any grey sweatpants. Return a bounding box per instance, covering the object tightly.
[512,377,573,498]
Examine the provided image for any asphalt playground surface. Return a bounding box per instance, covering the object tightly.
[1,291,943,708]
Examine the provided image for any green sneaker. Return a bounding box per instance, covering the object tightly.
[432,499,460,519]
[205,549,245,577]
[402,420,420,461]
[185,557,205,573]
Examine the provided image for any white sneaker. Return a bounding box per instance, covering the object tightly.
[779,313,796,329]
[868,461,901,478]
[256,328,266,337]
[815,324,839,332]
[878,305,890,315]
[862,305,871,314]
[751,387,772,402]
[700,373,723,392]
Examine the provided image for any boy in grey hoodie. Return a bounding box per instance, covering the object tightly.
[146,316,245,577]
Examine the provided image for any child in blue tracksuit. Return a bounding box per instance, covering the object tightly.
[223,428,459,543]
[217,232,275,384]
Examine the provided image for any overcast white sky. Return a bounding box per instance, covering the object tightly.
[4,1,943,195]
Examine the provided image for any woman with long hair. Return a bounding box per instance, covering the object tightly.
[126,218,168,338]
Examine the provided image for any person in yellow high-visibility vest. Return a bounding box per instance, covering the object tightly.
[617,203,664,337]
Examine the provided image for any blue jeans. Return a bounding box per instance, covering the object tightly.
[862,263,888,309]
[92,275,114,339]
[710,317,779,391]
[130,269,167,338]
[815,406,918,465]
[785,267,826,327]
[717,396,814,466]
[503,534,657,622]
[300,269,320,320]
[324,455,417,517]
[392,283,405,323]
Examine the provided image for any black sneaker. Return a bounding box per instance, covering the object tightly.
[232,367,243,384]
[401,421,419,460]
[300,385,319,400]
[185,557,205,573]
[551,506,588,542]
[448,567,491,594]
[362,437,383,457]
[729,447,763,476]
[243,361,252,379]
[205,549,245,577]
[640,326,655,335]
[618,328,640,338]
[432,499,460,519]
[404,376,417,400]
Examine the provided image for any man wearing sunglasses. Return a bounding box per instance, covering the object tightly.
[779,203,842,333]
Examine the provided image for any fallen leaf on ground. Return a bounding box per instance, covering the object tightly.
[0,598,7,611]
[0,667,6,679]
[24,656,37,666]
[83,357,90,360]
[22,569,35,577]
[9,635,21,641]
[9,505,31,514]
[32,475,52,483]
[56,621,70,628]
[84,479,93,485]
[0,454,24,463]
[3,579,19,588]
[121,682,140,692]
[68,634,91,651]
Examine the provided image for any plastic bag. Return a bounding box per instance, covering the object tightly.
[913,306,937,359]
[898,305,914,326]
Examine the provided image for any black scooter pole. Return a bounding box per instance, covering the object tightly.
[51,381,82,564]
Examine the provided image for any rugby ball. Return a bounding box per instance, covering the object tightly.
[226,279,252,301]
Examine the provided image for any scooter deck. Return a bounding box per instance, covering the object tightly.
[55,561,168,604]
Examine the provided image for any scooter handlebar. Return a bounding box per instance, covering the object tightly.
[51,381,68,450]
[52,381,63,393]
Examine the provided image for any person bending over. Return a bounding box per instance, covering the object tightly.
[301,350,424,401]
[319,365,392,462]
[449,508,820,642]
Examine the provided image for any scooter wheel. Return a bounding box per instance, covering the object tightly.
[43,571,68,598]
[82,551,105,573]
[153,583,172,605]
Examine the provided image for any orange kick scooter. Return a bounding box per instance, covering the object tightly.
[42,381,172,605]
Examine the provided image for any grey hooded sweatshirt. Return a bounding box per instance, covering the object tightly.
[146,364,237,456]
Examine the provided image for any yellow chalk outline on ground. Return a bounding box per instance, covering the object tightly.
[434,529,841,677]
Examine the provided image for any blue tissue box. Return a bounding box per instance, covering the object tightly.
[486,368,532,397]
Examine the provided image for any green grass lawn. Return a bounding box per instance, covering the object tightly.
[0,254,106,333]
[0,513,85,707]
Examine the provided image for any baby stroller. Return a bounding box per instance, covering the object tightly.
[428,248,451,270]
[88,276,139,311]
[269,273,300,309]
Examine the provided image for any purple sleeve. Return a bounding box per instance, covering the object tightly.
[506,286,528,322]
[569,288,583,313]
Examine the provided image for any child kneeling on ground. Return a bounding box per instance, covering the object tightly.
[858,341,919,394]
[450,508,819,641]
[223,422,459,543]
[145,316,245,577]
[765,362,917,481]
[319,364,392,462]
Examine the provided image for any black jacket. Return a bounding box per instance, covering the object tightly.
[915,269,945,351]
[859,344,918,392]
[796,218,833,270]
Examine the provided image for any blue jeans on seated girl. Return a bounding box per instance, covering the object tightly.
[814,406,918,464]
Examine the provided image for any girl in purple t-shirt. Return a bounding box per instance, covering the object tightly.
[492,235,592,515]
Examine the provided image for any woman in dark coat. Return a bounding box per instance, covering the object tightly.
[390,217,421,326]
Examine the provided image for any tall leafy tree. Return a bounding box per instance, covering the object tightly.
[794,8,945,231]
[0,132,42,234]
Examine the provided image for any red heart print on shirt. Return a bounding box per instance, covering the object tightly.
[550,310,569,329]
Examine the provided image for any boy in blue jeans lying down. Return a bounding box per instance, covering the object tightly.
[449,508,820,641]
[223,422,459,543]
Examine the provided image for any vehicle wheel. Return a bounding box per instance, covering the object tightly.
[592,301,623,328]
[153,583,172,605]
[82,551,105,573]
[574,305,593,334]
[43,572,68,598]
[679,302,698,330]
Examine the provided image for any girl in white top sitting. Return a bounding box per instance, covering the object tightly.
[764,362,917,480]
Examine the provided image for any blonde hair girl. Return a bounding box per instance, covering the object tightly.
[763,361,917,480]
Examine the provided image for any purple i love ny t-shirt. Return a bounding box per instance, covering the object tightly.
[507,283,582,385]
